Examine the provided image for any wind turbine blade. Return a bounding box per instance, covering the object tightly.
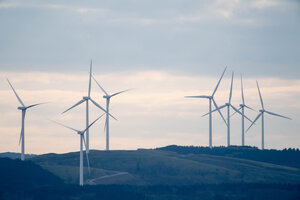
[50,120,80,132]
[241,75,245,105]
[212,99,227,126]
[88,60,92,98]
[89,98,117,120]
[83,113,105,133]
[62,99,85,114]
[264,110,292,120]
[230,106,242,117]
[92,75,108,96]
[26,102,46,109]
[202,104,226,117]
[246,113,261,132]
[111,89,131,97]
[256,81,264,109]
[230,104,253,123]
[7,78,25,107]
[185,95,210,98]
[82,136,91,175]
[212,66,227,97]
[229,71,234,103]
[89,98,107,113]
[244,105,256,112]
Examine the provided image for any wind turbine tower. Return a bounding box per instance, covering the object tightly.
[62,60,113,153]
[52,114,104,186]
[247,81,291,149]
[7,79,44,160]
[185,67,228,148]
[204,72,252,146]
[92,75,130,151]
[238,75,255,146]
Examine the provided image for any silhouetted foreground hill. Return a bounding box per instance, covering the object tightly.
[0,158,63,198]
[3,184,300,200]
[156,145,300,168]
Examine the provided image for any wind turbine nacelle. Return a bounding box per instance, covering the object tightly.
[18,106,26,110]
[259,109,264,112]
[83,96,89,100]
[103,95,110,99]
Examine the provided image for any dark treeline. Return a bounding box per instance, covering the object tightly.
[156,145,300,168]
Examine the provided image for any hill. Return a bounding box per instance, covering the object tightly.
[31,148,300,185]
[156,145,300,168]
[0,152,36,159]
[0,158,62,195]
[1,147,300,199]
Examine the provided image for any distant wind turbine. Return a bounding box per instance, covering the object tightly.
[62,60,114,153]
[7,78,44,161]
[246,81,291,150]
[52,114,104,186]
[185,67,228,149]
[92,75,130,151]
[204,72,253,147]
[235,75,255,146]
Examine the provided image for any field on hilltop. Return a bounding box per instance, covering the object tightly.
[31,147,300,185]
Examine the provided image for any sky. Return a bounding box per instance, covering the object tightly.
[0,0,299,154]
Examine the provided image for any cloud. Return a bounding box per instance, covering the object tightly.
[251,0,279,9]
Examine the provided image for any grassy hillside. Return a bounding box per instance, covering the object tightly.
[31,148,300,185]
[157,145,300,168]
[2,148,300,200]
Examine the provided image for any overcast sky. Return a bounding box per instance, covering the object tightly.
[0,0,299,154]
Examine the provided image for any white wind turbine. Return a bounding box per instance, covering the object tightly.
[92,75,130,151]
[185,67,228,149]
[246,81,291,150]
[62,60,114,153]
[231,75,256,146]
[7,78,44,161]
[204,72,253,147]
[52,114,104,186]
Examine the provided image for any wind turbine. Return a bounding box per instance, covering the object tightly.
[185,67,228,149]
[92,75,130,151]
[204,72,253,147]
[246,81,291,150]
[62,60,114,153]
[52,114,104,186]
[7,78,44,161]
[231,75,256,146]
